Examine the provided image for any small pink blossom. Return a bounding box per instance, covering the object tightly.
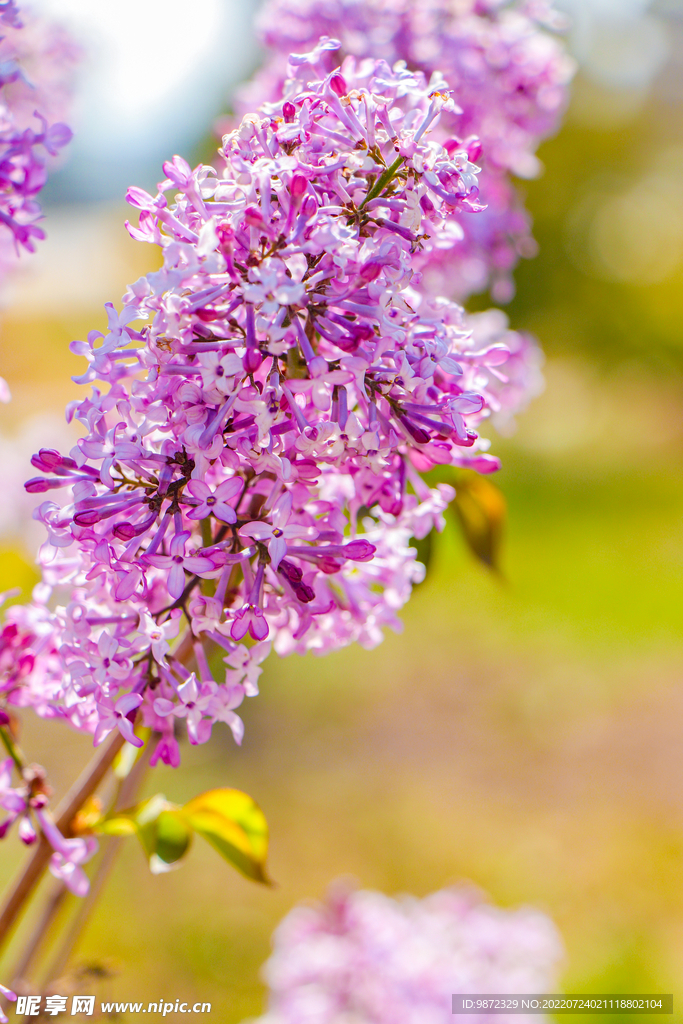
[36,810,98,898]
[186,478,242,523]
[146,532,217,600]
[153,673,234,745]
[239,493,317,570]
[93,693,144,748]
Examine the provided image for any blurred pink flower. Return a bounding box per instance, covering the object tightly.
[253,882,564,1023]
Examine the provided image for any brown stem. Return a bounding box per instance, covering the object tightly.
[43,742,153,987]
[9,882,68,989]
[0,625,194,954]
[0,729,126,951]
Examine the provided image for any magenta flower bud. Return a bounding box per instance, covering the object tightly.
[72,508,107,526]
[18,816,37,845]
[278,559,303,583]
[283,100,296,122]
[195,306,224,322]
[293,580,315,602]
[443,137,463,155]
[329,73,347,97]
[419,194,436,215]
[0,708,10,726]
[398,417,431,445]
[340,540,376,561]
[24,477,68,493]
[243,348,263,374]
[466,137,483,162]
[359,261,381,283]
[31,449,77,472]
[244,205,264,226]
[112,514,157,541]
[290,174,308,197]
[301,194,317,218]
[317,556,343,574]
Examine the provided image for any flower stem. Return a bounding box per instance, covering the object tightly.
[9,882,68,988]
[0,726,26,774]
[0,625,195,955]
[42,742,153,988]
[0,729,126,951]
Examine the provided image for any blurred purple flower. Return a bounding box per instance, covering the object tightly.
[252,882,564,1023]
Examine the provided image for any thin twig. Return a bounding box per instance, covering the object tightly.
[43,742,153,987]
[0,624,194,953]
[0,727,26,775]
[9,882,68,988]
[0,729,126,950]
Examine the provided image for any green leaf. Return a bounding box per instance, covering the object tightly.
[94,794,191,870]
[182,788,270,884]
[93,788,269,883]
[122,793,166,859]
[155,809,192,866]
[452,471,506,571]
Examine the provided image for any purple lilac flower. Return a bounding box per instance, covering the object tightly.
[0,5,80,128]
[251,882,564,1023]
[465,306,544,434]
[0,2,21,29]
[0,44,539,769]
[0,749,98,896]
[35,809,97,897]
[240,0,574,301]
[0,2,78,274]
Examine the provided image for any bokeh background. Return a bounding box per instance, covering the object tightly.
[2,0,683,1019]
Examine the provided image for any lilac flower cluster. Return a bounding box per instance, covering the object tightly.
[251,883,564,1023]
[0,0,77,281]
[0,44,537,780]
[242,0,574,301]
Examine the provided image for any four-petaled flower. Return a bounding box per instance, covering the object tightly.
[199,351,244,395]
[93,692,144,748]
[146,531,217,600]
[239,493,317,570]
[152,673,216,745]
[186,478,242,523]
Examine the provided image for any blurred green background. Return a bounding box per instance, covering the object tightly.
[2,3,683,1020]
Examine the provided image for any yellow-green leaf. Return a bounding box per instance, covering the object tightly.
[182,788,270,884]
[95,816,138,837]
[93,794,192,871]
[453,471,506,571]
[155,809,192,866]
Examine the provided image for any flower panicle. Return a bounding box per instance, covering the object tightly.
[240,0,575,302]
[0,0,79,278]
[252,881,565,1022]
[1,46,526,778]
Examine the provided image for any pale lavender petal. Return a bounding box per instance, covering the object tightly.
[268,535,287,569]
[167,563,186,599]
